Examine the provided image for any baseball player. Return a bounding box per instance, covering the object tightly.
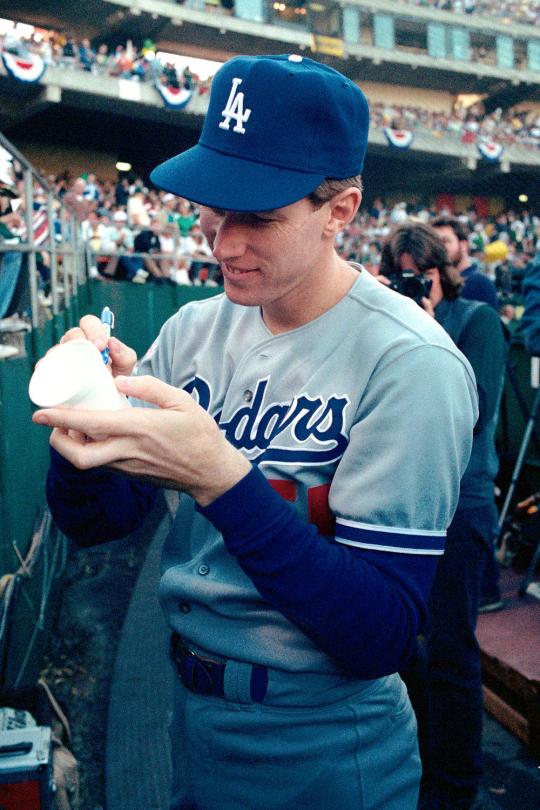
[35,55,478,809]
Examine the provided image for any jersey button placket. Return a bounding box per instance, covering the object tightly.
[198,564,210,576]
[243,389,253,402]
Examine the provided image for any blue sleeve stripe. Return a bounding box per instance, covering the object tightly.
[337,517,446,537]
[335,521,446,554]
[335,538,444,555]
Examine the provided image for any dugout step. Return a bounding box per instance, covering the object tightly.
[477,566,540,761]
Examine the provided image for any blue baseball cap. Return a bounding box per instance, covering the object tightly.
[150,54,370,212]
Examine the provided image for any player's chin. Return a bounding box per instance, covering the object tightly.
[223,288,260,307]
[223,274,261,304]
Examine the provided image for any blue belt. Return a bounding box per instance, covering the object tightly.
[169,633,268,703]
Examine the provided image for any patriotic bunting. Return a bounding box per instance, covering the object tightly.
[1,48,46,83]
[15,208,50,247]
[477,140,504,163]
[383,128,414,149]
[156,82,193,110]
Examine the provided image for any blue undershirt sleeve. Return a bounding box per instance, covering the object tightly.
[47,447,159,546]
[199,465,436,679]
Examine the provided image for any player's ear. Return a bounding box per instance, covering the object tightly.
[323,187,362,237]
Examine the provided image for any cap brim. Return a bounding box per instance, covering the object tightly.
[150,144,325,212]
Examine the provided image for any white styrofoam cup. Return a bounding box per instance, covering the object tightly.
[28,338,130,410]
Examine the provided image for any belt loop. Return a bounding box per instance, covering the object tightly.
[224,660,254,705]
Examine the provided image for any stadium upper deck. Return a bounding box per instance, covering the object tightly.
[1,0,539,206]
[5,0,540,89]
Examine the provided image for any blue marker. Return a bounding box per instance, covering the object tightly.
[100,306,114,364]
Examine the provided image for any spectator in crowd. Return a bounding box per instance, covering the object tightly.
[176,198,198,240]
[109,44,134,78]
[158,220,181,279]
[79,38,95,72]
[162,61,180,89]
[0,183,25,328]
[380,220,507,810]
[60,35,77,67]
[81,210,107,250]
[182,64,194,90]
[433,215,499,310]
[133,217,170,282]
[95,43,110,71]
[182,221,219,284]
[98,210,147,283]
[153,193,180,231]
[63,177,92,221]
[127,186,151,229]
[83,173,100,202]
[115,177,130,208]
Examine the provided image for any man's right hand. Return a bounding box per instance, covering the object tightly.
[59,314,137,377]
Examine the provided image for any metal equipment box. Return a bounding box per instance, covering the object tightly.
[0,726,53,809]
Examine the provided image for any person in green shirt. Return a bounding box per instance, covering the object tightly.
[175,198,197,238]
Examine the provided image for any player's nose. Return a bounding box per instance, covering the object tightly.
[211,214,246,262]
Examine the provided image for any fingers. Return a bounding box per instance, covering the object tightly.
[116,375,195,410]
[50,427,122,470]
[59,315,106,348]
[108,337,138,377]
[33,406,131,439]
[79,314,109,349]
[54,316,137,377]
[59,326,91,344]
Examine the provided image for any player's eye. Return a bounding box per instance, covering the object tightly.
[244,213,274,224]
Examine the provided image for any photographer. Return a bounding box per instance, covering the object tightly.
[380,221,507,810]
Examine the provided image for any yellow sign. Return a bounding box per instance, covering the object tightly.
[311,35,344,57]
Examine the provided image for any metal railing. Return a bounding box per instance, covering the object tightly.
[0,132,87,328]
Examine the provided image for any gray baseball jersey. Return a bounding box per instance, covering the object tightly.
[136,267,477,673]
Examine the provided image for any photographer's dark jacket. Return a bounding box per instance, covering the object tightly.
[461,263,499,312]
[521,258,540,356]
[435,297,507,507]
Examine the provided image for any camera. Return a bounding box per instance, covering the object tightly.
[386,270,432,305]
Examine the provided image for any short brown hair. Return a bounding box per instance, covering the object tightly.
[432,215,469,243]
[307,176,363,209]
[380,220,463,300]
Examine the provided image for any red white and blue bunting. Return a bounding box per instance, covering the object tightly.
[383,128,414,150]
[156,82,193,110]
[1,48,46,83]
[477,140,504,163]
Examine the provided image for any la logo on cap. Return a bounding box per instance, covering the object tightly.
[219,78,251,134]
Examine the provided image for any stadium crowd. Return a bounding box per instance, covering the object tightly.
[3,27,540,151]
[372,101,540,149]
[48,171,540,299]
[1,30,212,96]
[0,162,536,333]
[407,0,540,26]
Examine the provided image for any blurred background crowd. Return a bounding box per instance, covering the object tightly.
[1,159,536,332]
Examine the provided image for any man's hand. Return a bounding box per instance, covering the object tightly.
[58,314,137,377]
[32,375,252,507]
